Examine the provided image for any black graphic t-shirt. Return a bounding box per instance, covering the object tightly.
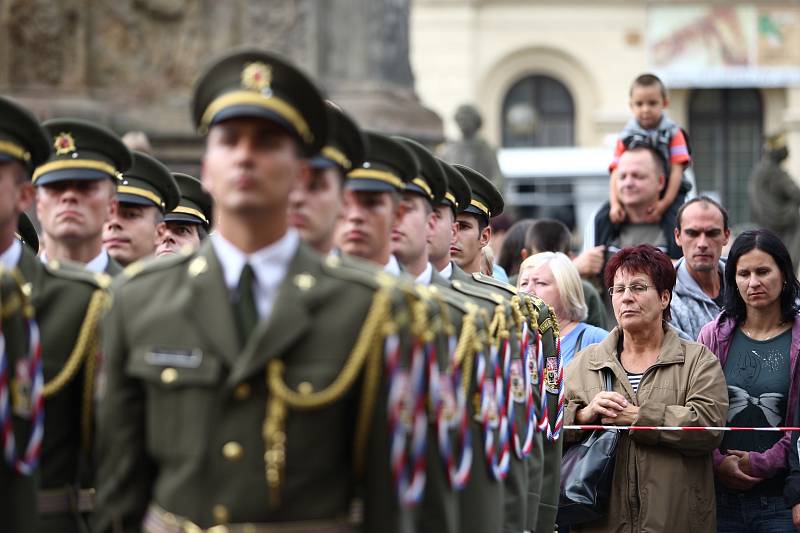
[721,327,791,495]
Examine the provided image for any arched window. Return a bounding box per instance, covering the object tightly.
[501,75,575,147]
[689,89,763,225]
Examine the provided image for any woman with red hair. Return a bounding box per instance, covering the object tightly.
[563,245,728,532]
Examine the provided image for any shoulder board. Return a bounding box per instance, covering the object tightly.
[515,291,552,319]
[450,278,505,307]
[471,272,517,296]
[425,283,474,315]
[322,254,415,293]
[43,258,110,290]
[121,249,194,281]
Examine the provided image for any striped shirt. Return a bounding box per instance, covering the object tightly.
[626,371,644,394]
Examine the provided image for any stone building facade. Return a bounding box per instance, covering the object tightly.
[0,0,441,176]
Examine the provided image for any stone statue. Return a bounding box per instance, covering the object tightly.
[749,133,800,267]
[438,104,505,195]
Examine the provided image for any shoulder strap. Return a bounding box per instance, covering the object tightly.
[575,327,587,353]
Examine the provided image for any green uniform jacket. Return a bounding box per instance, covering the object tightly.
[14,247,108,533]
[94,241,418,533]
[457,269,561,533]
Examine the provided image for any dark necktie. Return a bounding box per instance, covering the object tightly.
[233,263,258,345]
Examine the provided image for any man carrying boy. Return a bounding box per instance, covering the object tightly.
[605,73,691,231]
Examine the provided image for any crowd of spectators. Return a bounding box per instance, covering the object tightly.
[484,72,800,531]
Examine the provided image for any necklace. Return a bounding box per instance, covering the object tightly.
[741,322,789,341]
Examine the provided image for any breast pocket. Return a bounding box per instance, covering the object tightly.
[126,347,223,460]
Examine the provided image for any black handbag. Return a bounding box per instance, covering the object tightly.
[556,368,620,527]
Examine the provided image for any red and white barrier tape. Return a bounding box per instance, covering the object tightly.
[566,425,800,432]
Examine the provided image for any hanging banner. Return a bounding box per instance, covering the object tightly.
[648,5,800,87]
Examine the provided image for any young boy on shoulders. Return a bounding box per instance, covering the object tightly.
[608,73,691,225]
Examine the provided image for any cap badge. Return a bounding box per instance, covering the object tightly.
[54,132,76,155]
[241,62,272,94]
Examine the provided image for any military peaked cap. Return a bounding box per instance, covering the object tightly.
[454,164,504,219]
[311,102,366,174]
[392,137,446,206]
[167,173,213,229]
[117,151,180,213]
[346,131,417,193]
[438,159,472,215]
[192,48,327,155]
[0,97,50,173]
[34,118,132,185]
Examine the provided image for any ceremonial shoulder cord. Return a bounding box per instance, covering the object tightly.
[265,287,396,506]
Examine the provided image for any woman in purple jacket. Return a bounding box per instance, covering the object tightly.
[698,229,800,531]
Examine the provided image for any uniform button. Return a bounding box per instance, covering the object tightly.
[212,504,230,523]
[233,383,251,400]
[222,441,244,461]
[161,368,178,384]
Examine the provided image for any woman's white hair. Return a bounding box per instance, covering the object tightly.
[519,251,587,322]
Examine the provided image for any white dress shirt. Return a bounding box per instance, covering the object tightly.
[438,261,453,280]
[210,229,300,324]
[384,255,401,276]
[415,262,433,286]
[40,248,110,273]
[0,239,22,270]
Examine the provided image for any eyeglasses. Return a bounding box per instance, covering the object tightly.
[608,283,652,297]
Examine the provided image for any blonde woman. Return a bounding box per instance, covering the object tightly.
[517,252,608,366]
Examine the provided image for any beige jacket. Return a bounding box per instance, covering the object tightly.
[564,327,728,533]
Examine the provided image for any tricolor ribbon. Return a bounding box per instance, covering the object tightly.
[435,334,472,490]
[0,314,44,476]
[551,335,565,441]
[477,343,510,481]
[386,334,427,507]
[511,322,537,459]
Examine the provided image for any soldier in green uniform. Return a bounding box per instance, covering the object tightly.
[0,95,51,533]
[289,102,366,255]
[337,131,416,273]
[94,49,437,533]
[0,96,112,533]
[35,118,133,275]
[390,137,446,282]
[103,151,180,266]
[451,164,503,278]
[454,164,563,533]
[156,173,214,257]
[429,160,471,281]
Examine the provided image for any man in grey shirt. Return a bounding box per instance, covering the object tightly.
[669,196,730,340]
